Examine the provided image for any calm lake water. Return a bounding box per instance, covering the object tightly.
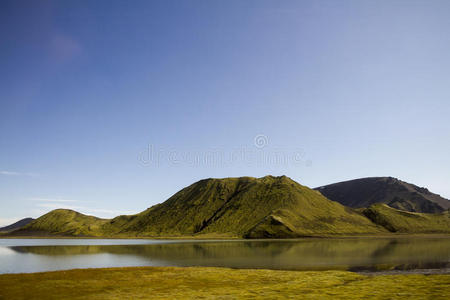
[0,237,449,274]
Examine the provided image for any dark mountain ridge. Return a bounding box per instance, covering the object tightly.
[315,177,449,213]
[0,218,35,232]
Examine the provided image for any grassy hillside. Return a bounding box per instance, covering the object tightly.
[363,204,450,233]
[315,177,450,213]
[8,176,450,238]
[112,176,385,237]
[13,209,109,237]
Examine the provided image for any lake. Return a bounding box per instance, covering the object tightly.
[0,237,449,274]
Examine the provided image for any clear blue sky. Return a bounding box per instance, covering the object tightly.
[1,0,449,225]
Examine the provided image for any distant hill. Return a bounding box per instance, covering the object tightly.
[0,218,34,232]
[315,177,450,213]
[13,210,108,237]
[363,204,450,233]
[10,176,385,238]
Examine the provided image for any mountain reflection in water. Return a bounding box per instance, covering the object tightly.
[1,237,448,274]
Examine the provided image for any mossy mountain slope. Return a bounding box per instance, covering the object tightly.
[10,176,386,238]
[363,204,450,233]
[11,176,450,238]
[111,176,384,237]
[316,177,449,213]
[13,209,109,237]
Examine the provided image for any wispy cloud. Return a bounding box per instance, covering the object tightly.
[28,196,136,218]
[35,203,134,216]
[29,196,133,215]
[28,198,80,203]
[0,171,39,177]
[0,171,20,176]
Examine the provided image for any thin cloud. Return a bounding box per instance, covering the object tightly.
[35,203,135,217]
[29,198,80,203]
[29,197,136,218]
[0,171,20,176]
[0,171,39,177]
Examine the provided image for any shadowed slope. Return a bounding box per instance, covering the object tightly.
[363,204,450,233]
[0,218,34,232]
[315,177,449,213]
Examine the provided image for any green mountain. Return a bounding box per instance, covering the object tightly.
[11,176,385,238]
[109,176,384,238]
[13,209,108,237]
[315,177,450,213]
[362,203,450,233]
[9,176,450,238]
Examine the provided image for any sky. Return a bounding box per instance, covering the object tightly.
[1,0,449,226]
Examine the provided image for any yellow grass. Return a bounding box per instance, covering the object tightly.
[0,267,449,299]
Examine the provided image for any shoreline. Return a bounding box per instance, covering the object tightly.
[1,266,449,276]
[1,233,450,240]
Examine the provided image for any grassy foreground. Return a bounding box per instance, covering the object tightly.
[0,267,449,299]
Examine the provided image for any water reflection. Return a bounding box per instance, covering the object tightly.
[1,238,449,274]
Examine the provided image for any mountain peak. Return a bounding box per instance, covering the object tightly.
[315,177,449,212]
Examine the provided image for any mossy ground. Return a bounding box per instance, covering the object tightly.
[0,267,448,299]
